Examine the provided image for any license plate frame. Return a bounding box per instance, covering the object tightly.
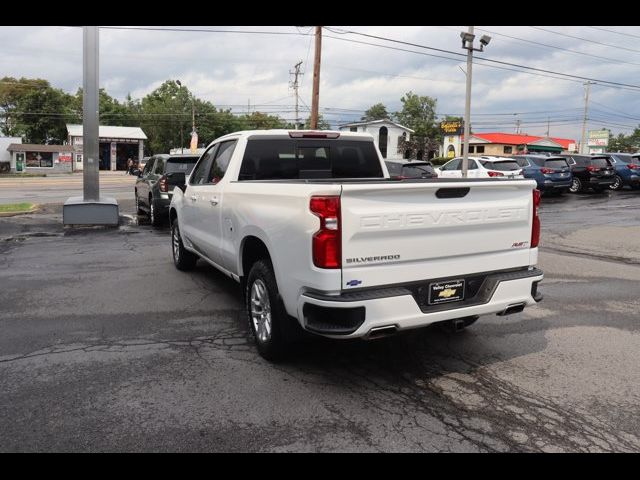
[428,279,466,305]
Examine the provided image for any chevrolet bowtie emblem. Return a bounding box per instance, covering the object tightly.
[438,288,457,298]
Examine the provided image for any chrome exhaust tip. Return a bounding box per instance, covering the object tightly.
[365,325,398,340]
[497,302,526,316]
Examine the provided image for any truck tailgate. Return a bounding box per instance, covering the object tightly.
[340,180,537,289]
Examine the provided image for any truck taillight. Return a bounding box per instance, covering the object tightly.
[487,171,504,177]
[310,196,341,269]
[531,189,541,248]
[159,175,168,192]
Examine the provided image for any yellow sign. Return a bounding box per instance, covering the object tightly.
[440,121,464,135]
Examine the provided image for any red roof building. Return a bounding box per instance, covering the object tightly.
[459,132,577,156]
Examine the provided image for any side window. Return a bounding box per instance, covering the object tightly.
[154,158,165,174]
[443,158,461,170]
[207,140,237,184]
[189,145,218,185]
[468,159,478,170]
[143,158,155,175]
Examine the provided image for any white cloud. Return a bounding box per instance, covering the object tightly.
[1,25,639,141]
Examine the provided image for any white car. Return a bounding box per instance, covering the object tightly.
[436,156,524,179]
[169,130,543,360]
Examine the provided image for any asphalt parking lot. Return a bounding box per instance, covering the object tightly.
[1,191,640,452]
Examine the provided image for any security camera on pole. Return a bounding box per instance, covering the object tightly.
[460,27,491,178]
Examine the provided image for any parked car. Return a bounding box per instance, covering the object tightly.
[169,129,543,360]
[385,159,436,179]
[512,155,572,195]
[436,156,523,179]
[556,154,615,193]
[595,153,640,190]
[135,154,200,226]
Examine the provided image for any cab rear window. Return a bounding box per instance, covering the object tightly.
[239,139,384,180]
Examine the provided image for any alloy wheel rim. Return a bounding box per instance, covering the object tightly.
[172,226,180,261]
[570,179,579,192]
[150,202,155,222]
[250,279,272,343]
[611,176,621,190]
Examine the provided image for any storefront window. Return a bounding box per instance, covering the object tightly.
[25,152,53,168]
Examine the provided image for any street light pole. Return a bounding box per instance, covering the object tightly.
[460,27,491,178]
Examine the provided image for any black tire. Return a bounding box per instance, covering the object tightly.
[569,177,582,193]
[246,259,299,361]
[609,175,623,191]
[171,219,197,271]
[149,196,162,227]
[135,190,144,215]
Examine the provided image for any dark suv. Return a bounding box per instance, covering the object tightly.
[135,154,199,225]
[557,154,615,193]
[596,152,640,191]
[513,155,572,194]
[385,159,436,179]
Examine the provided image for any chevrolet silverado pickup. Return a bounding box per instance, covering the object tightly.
[169,130,543,360]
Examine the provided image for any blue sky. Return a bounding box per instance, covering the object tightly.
[2,25,640,141]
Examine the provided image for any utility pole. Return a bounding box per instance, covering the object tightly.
[515,118,521,134]
[460,27,491,178]
[580,81,592,154]
[310,26,322,130]
[290,61,303,129]
[82,25,99,201]
[63,25,118,226]
[546,117,550,137]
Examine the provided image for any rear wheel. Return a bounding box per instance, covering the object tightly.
[609,175,623,191]
[569,178,582,193]
[246,259,299,361]
[135,190,144,215]
[149,196,161,227]
[171,219,197,271]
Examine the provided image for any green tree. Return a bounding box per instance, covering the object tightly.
[304,113,331,129]
[0,77,77,142]
[241,111,288,130]
[394,91,438,139]
[361,103,389,121]
[608,127,640,152]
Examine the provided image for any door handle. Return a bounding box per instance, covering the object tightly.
[210,198,219,206]
[190,195,197,202]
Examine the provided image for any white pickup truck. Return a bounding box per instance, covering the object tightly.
[169,130,543,360]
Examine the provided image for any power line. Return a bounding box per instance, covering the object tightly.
[326,27,640,90]
[529,26,640,55]
[585,26,640,40]
[473,26,640,67]
[72,26,312,37]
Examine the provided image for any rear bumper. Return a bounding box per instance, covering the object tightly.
[588,177,614,186]
[297,267,544,338]
[540,179,571,190]
[622,174,640,186]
